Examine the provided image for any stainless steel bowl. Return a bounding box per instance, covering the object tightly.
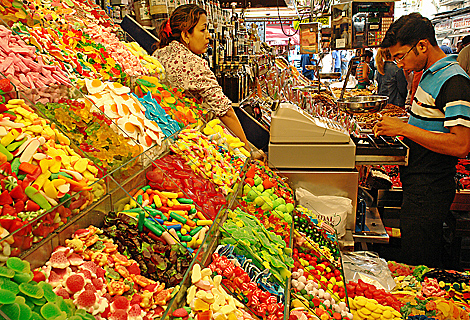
[336,95,389,114]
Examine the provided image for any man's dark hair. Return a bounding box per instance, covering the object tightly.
[362,50,373,58]
[381,12,437,48]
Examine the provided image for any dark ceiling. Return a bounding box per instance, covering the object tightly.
[220,0,287,9]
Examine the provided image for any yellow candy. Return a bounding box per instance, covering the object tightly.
[74,158,89,173]
[355,296,367,307]
[360,307,372,315]
[382,310,392,319]
[193,298,210,311]
[191,263,201,283]
[49,157,62,173]
[43,180,58,199]
[365,301,378,311]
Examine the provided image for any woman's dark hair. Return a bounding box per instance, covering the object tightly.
[157,4,207,48]
[381,12,437,49]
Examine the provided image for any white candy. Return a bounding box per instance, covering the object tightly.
[298,269,304,276]
[305,283,314,291]
[298,276,307,283]
[296,282,305,291]
[323,300,330,308]
[291,279,299,288]
[324,292,331,300]
[318,289,325,299]
[339,301,347,311]
[333,304,341,312]
[292,272,301,279]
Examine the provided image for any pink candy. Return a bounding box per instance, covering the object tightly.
[85,24,148,76]
[0,26,70,90]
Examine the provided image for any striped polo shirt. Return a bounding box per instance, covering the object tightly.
[410,55,470,132]
[400,55,470,188]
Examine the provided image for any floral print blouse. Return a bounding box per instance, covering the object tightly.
[153,41,231,117]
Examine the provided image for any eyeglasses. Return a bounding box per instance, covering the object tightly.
[393,43,417,64]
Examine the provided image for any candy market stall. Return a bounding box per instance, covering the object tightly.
[1,1,470,320]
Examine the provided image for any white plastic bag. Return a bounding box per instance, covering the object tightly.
[341,251,396,291]
[296,187,352,238]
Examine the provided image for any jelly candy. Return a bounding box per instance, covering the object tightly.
[0,278,19,294]
[19,282,44,299]
[6,257,30,273]
[0,288,16,304]
[40,302,62,319]
[0,302,20,320]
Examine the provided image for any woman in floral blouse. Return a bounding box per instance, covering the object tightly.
[153,4,264,159]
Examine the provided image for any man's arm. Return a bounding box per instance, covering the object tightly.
[373,118,470,158]
[374,74,470,158]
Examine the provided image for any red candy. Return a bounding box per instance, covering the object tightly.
[346,279,402,311]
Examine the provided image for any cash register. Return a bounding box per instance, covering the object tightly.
[269,103,356,169]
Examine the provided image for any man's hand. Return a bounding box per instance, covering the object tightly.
[306,65,315,70]
[373,115,407,137]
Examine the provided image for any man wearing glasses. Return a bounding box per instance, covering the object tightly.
[373,13,470,268]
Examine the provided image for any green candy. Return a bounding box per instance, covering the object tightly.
[13,271,33,284]
[246,190,258,201]
[19,282,44,299]
[0,278,20,294]
[0,303,20,320]
[40,303,62,319]
[38,282,56,303]
[7,257,30,273]
[24,186,52,210]
[17,301,32,320]
[0,266,15,278]
[29,312,45,320]
[0,288,17,304]
[286,202,294,213]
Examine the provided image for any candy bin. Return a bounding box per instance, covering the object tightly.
[238,159,296,247]
[19,84,154,187]
[291,206,353,320]
[0,91,107,260]
[0,25,71,90]
[32,223,181,319]
[127,151,232,256]
[165,261,262,320]
[0,256,104,319]
[170,123,250,198]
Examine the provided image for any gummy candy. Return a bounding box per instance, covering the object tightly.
[0,302,20,320]
[0,288,17,304]
[6,257,30,273]
[19,282,44,299]
[40,302,62,319]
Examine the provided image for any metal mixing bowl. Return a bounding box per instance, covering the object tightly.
[336,95,389,114]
